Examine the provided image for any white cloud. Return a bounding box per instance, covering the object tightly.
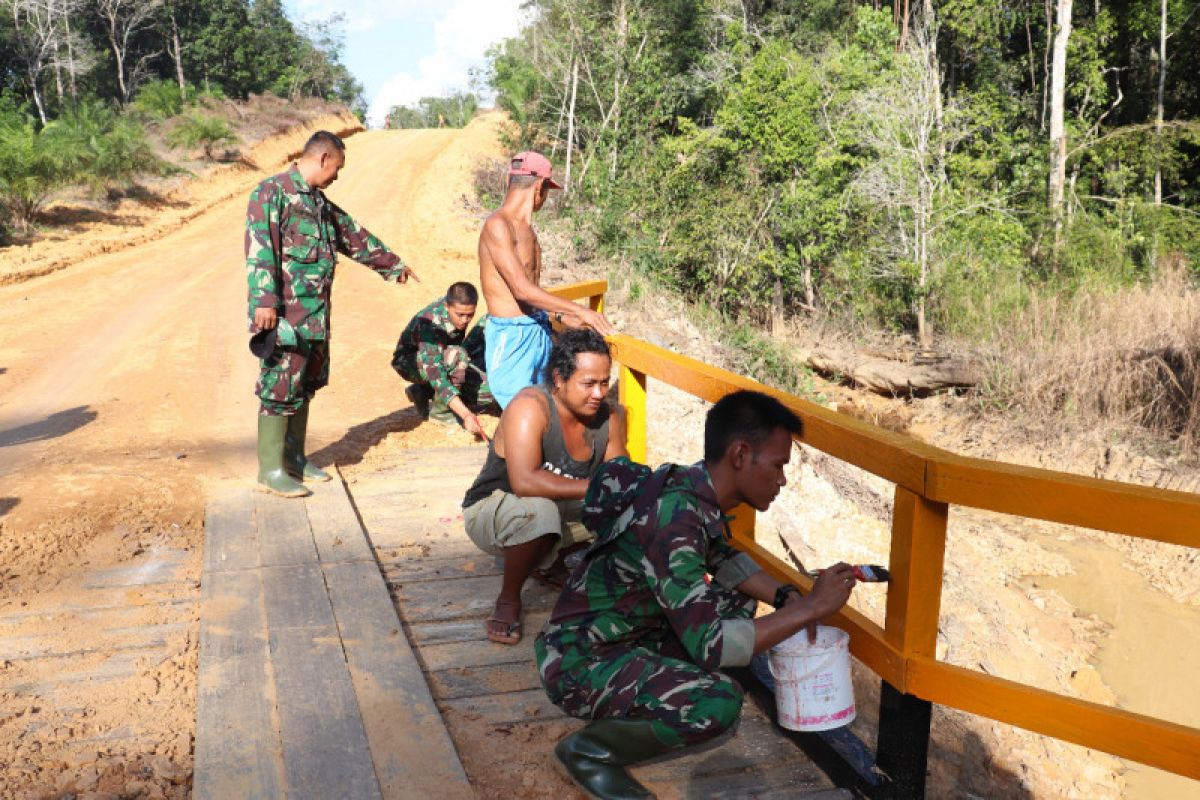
[292,0,430,31]
[366,0,526,126]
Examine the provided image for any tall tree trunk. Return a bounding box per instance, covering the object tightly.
[610,0,627,181]
[170,13,185,93]
[565,57,579,192]
[1154,0,1166,206]
[28,64,48,125]
[1047,0,1072,251]
[64,10,77,100]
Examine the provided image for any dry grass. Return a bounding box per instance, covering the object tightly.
[978,267,1200,451]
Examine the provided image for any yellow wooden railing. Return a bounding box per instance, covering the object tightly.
[549,279,1200,782]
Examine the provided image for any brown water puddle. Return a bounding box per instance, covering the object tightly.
[1032,536,1200,799]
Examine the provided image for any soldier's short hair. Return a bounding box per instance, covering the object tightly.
[704,390,802,464]
[445,282,478,306]
[303,130,346,157]
[545,328,611,384]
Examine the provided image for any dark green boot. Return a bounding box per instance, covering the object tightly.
[405,384,432,418]
[284,402,331,482]
[257,415,308,497]
[554,718,677,800]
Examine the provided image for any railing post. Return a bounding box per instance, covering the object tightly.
[590,294,604,313]
[618,363,647,464]
[877,486,948,799]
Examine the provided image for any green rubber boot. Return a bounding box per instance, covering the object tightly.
[405,383,432,418]
[257,415,309,497]
[284,402,331,482]
[554,718,677,800]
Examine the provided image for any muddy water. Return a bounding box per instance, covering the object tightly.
[1033,536,1200,799]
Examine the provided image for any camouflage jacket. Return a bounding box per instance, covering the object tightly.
[245,166,406,339]
[540,458,763,671]
[391,298,486,404]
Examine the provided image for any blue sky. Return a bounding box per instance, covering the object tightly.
[284,0,526,127]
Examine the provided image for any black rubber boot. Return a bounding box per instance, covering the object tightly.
[284,402,331,482]
[405,384,432,418]
[554,718,678,800]
[257,415,308,497]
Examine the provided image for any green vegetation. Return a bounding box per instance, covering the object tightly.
[387,93,480,129]
[0,0,362,236]
[166,112,238,160]
[487,1,1200,348]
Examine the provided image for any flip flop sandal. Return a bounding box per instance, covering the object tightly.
[485,616,521,645]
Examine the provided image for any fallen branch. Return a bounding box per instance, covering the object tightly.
[808,348,981,396]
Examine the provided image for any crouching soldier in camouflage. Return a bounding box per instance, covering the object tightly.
[535,390,858,799]
[247,130,418,497]
[391,281,494,439]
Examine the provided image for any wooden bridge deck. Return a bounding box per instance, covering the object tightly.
[194,445,851,799]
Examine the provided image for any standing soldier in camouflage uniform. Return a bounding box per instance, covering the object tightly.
[391,281,494,438]
[535,390,858,799]
[247,130,418,497]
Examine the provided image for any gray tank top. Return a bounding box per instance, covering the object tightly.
[462,384,611,508]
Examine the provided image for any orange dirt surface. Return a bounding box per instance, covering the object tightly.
[0,112,510,796]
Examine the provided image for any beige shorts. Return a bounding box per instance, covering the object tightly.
[463,490,593,569]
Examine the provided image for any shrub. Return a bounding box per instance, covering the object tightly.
[167,112,239,160]
[133,80,190,120]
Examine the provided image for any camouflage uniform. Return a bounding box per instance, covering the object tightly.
[391,298,493,409]
[535,458,764,747]
[246,166,407,416]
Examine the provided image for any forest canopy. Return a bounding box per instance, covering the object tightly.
[486,0,1200,344]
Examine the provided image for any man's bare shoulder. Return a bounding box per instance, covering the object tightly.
[506,385,551,421]
[482,210,516,237]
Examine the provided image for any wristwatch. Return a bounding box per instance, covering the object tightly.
[773,584,800,609]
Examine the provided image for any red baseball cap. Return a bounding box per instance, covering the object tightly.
[508,151,563,190]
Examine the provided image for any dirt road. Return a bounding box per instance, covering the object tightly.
[0,114,507,795]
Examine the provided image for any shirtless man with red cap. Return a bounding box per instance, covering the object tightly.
[477,152,616,409]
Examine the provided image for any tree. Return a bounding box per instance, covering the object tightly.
[95,0,163,104]
[3,0,63,123]
[1047,0,1072,246]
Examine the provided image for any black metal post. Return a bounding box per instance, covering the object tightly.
[875,680,932,799]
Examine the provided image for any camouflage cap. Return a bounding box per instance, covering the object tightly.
[249,318,299,358]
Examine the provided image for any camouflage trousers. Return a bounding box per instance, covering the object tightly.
[535,589,756,748]
[256,339,329,416]
[393,345,493,409]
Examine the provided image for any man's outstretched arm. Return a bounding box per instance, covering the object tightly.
[480,216,614,335]
[329,200,419,284]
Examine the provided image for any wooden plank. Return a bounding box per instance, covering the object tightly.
[634,706,808,783]
[261,563,337,631]
[193,569,283,800]
[304,478,374,564]
[907,657,1200,781]
[381,553,504,583]
[392,574,558,623]
[405,619,493,646]
[927,452,1200,548]
[417,610,550,671]
[0,622,188,661]
[255,491,318,567]
[427,661,545,700]
[203,488,259,572]
[438,687,568,725]
[639,763,840,799]
[270,625,382,800]
[322,560,472,799]
[83,547,191,588]
[262,562,381,800]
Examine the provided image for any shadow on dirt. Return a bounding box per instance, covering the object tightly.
[307,408,425,468]
[0,406,98,448]
[0,497,18,518]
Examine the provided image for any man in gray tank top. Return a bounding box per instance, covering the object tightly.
[462,329,627,645]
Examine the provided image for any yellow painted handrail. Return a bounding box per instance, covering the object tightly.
[547,280,1200,781]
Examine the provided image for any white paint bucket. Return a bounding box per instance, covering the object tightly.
[768,625,856,732]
